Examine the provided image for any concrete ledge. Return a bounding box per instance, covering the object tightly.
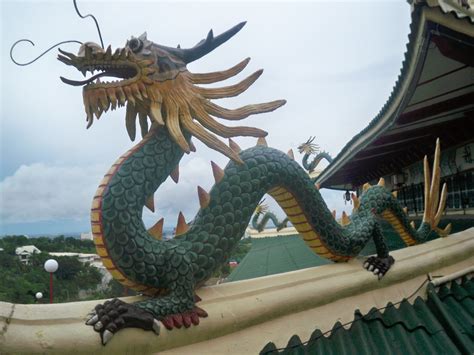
[1,228,473,354]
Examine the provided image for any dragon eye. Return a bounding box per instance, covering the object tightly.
[129,38,143,53]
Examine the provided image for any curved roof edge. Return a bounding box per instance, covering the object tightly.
[411,0,474,22]
[317,4,474,189]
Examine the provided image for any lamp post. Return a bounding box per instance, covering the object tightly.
[35,292,43,303]
[44,259,58,303]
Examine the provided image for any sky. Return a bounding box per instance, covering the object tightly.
[0,0,411,235]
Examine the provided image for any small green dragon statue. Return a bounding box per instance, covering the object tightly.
[251,199,289,232]
[298,136,333,173]
[57,23,450,345]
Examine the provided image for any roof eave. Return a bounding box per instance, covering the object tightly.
[317,6,474,190]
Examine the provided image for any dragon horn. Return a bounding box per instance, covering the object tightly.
[197,186,211,209]
[170,165,179,184]
[145,194,155,212]
[341,211,350,226]
[211,161,225,183]
[148,218,164,240]
[256,137,268,147]
[155,22,246,64]
[175,212,189,236]
[351,193,360,210]
[228,138,242,153]
[287,149,295,160]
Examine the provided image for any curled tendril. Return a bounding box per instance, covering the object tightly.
[73,0,104,49]
[10,39,83,66]
[9,0,105,66]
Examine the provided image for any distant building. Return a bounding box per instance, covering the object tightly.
[80,232,93,241]
[48,252,101,267]
[15,245,41,264]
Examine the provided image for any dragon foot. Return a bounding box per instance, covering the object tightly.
[86,298,160,345]
[160,306,208,330]
[363,255,395,280]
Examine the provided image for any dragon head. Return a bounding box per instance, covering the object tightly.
[58,23,285,163]
[254,199,269,215]
[297,136,320,155]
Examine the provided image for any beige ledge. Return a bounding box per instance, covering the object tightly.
[1,228,473,354]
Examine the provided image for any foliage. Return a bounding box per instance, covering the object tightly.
[0,252,102,304]
[0,236,100,304]
[0,235,252,303]
[0,235,96,254]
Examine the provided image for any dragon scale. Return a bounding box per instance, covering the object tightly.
[93,123,435,302]
[54,21,450,343]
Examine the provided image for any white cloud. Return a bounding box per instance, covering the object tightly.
[0,157,227,229]
[0,163,106,224]
[0,157,353,230]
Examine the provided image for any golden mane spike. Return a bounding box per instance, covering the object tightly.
[203,100,286,121]
[189,57,250,84]
[196,70,263,99]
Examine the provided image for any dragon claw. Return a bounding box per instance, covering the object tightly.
[86,314,99,325]
[364,255,395,279]
[161,306,208,331]
[152,319,161,335]
[87,298,157,346]
[101,330,114,345]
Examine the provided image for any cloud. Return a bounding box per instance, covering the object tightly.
[0,163,107,224]
[0,157,225,230]
[0,157,353,233]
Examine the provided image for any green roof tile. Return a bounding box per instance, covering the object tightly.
[226,235,331,282]
[261,277,473,355]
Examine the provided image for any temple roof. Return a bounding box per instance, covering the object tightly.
[226,235,331,282]
[261,275,474,354]
[317,2,474,190]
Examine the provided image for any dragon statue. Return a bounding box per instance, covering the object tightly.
[298,136,333,173]
[251,199,289,232]
[55,23,451,345]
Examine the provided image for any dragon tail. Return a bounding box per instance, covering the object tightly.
[366,139,451,246]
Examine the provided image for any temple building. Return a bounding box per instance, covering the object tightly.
[316,0,474,229]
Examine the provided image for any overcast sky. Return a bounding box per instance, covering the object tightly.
[0,0,411,235]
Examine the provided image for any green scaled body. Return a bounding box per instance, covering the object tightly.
[97,128,434,318]
[252,211,289,232]
[302,151,333,173]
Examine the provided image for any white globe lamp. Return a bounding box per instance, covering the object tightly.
[44,259,59,273]
[44,259,59,303]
